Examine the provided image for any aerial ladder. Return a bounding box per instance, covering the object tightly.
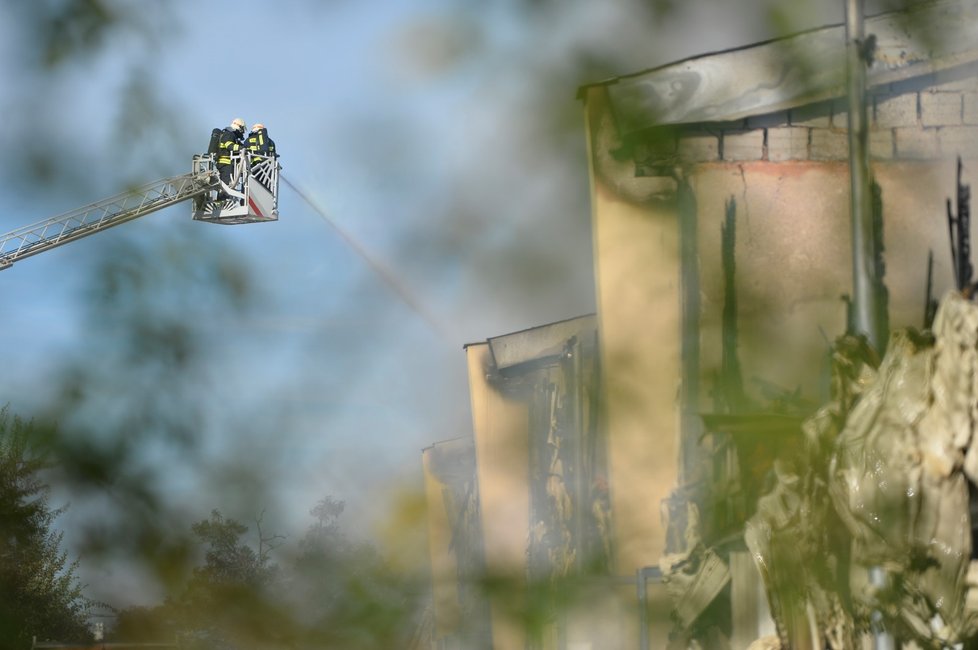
[0,152,280,270]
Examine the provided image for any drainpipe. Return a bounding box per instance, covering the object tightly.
[845,2,893,648]
[677,176,701,483]
[845,0,883,352]
[636,566,661,650]
[566,335,587,575]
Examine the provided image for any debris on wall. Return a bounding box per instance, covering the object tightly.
[659,502,731,636]
[828,291,978,646]
[740,330,876,649]
[744,291,978,648]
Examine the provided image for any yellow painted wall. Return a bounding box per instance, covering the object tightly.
[584,86,683,579]
[465,342,530,650]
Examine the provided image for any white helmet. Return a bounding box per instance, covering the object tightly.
[231,117,245,131]
[250,123,264,132]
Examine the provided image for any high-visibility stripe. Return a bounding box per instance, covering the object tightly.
[248,196,265,218]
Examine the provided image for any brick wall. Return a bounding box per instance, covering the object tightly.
[634,62,978,174]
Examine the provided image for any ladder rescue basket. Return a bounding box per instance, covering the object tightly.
[191,152,280,224]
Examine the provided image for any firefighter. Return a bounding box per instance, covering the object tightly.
[246,123,277,164]
[216,117,246,198]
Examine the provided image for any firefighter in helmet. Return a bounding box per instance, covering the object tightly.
[246,124,277,164]
[216,117,246,198]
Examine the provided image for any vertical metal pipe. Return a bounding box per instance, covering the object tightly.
[846,0,882,351]
[846,4,893,645]
[677,176,701,483]
[568,336,586,575]
[637,568,648,650]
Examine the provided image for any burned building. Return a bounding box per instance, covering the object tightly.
[424,0,978,648]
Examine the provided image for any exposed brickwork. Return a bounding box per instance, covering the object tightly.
[920,91,962,127]
[875,93,918,128]
[869,129,894,160]
[722,130,764,161]
[810,129,849,161]
[632,64,978,172]
[677,130,720,162]
[766,127,809,162]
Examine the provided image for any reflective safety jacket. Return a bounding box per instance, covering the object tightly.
[217,127,243,166]
[246,128,276,163]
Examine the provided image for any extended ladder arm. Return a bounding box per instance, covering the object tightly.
[0,169,218,270]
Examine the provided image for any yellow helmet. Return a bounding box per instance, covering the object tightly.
[231,117,245,131]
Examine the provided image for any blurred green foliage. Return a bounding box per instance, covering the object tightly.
[108,498,422,650]
[0,409,93,647]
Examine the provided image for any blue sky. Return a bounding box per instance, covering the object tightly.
[0,0,863,604]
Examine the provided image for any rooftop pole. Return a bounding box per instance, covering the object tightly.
[846,0,883,351]
[846,4,894,647]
